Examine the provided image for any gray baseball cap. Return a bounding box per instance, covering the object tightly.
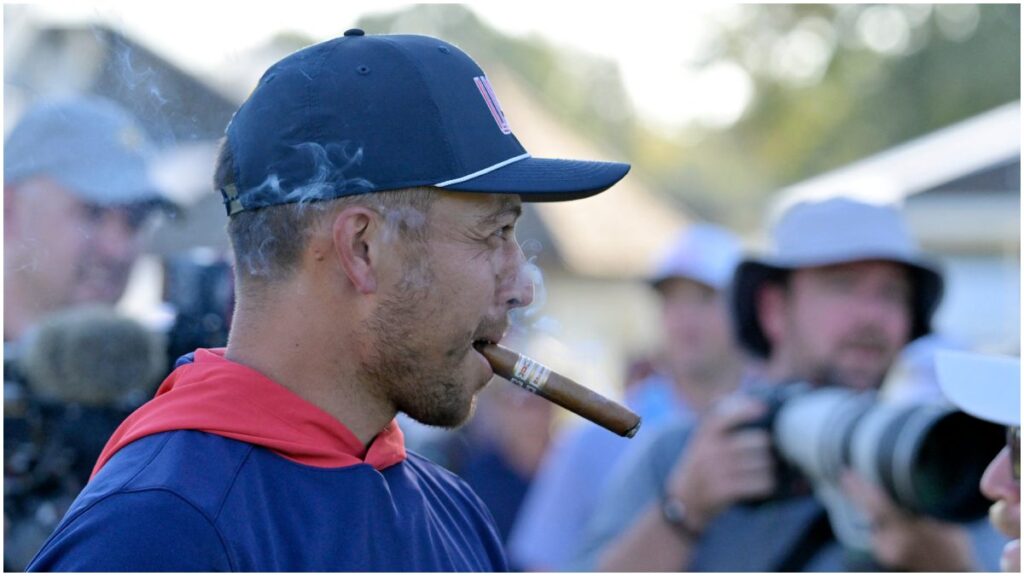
[4,96,166,206]
[732,197,944,358]
[649,223,742,291]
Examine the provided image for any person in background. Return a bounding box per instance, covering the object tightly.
[937,350,1020,572]
[4,96,171,571]
[577,197,1000,571]
[417,373,554,560]
[4,96,169,342]
[508,223,749,571]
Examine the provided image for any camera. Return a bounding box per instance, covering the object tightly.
[162,248,234,372]
[3,250,234,570]
[741,381,1004,522]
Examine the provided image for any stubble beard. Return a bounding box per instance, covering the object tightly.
[72,257,133,305]
[360,257,477,429]
[802,327,898,391]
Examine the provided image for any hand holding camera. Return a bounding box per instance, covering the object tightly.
[663,395,776,532]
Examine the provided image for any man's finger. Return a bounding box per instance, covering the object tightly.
[703,394,768,435]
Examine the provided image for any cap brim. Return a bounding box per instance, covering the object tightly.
[936,351,1020,426]
[441,157,630,202]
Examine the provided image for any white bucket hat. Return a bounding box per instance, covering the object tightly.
[731,197,944,358]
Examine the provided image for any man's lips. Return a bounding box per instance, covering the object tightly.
[471,326,507,352]
[989,500,1020,537]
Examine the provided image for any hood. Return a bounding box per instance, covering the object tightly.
[92,348,405,479]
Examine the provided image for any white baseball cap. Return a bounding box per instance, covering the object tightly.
[936,350,1020,426]
[649,223,742,291]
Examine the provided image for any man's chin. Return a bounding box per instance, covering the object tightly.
[405,396,477,430]
[73,285,125,306]
[830,364,887,391]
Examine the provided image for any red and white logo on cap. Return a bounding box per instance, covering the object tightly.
[474,76,512,135]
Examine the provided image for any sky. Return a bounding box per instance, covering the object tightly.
[10,1,752,131]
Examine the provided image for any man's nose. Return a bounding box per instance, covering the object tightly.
[502,244,535,310]
[981,449,1020,503]
[92,210,141,262]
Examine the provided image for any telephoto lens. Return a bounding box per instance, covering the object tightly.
[761,383,1004,521]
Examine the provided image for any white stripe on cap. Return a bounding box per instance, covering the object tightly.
[434,153,531,187]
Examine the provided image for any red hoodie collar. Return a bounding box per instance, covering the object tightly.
[92,349,406,479]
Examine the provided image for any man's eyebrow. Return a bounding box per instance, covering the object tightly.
[479,200,522,226]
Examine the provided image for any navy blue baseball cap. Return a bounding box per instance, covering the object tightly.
[221,29,630,215]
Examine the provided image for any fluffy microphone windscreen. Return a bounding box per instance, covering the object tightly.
[22,305,167,406]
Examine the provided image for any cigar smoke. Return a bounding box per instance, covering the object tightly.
[480,343,641,438]
[508,239,548,330]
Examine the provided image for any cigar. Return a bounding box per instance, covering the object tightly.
[480,343,642,438]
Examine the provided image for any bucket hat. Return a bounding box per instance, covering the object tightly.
[732,197,943,357]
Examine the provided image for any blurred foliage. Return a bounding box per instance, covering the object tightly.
[358,4,1019,231]
[676,4,1021,229]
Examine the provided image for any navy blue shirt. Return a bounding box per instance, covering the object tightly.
[28,431,507,571]
[27,349,507,571]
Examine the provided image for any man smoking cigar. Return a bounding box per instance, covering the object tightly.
[27,29,629,571]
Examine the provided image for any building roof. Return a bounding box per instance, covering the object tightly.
[774,101,1020,214]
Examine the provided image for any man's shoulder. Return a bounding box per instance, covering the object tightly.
[400,451,505,527]
[630,416,695,465]
[401,449,488,502]
[27,432,240,572]
[84,430,256,517]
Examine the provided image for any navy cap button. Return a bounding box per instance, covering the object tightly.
[344,29,365,37]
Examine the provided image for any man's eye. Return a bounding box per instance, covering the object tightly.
[494,225,515,240]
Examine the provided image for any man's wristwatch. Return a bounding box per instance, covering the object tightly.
[660,495,703,542]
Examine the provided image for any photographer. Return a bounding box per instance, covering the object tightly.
[576,197,997,571]
[4,96,171,570]
[937,351,1020,572]
[509,223,749,570]
[4,96,170,342]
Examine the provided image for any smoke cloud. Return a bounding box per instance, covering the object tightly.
[509,238,561,336]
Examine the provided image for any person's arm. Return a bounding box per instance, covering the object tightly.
[842,471,978,571]
[598,499,701,571]
[508,426,602,571]
[596,395,776,572]
[27,490,232,572]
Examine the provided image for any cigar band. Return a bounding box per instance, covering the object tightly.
[511,355,552,393]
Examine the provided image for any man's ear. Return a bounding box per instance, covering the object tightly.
[332,206,380,294]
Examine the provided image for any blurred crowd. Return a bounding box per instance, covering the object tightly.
[4,64,1019,576]
[3,97,235,570]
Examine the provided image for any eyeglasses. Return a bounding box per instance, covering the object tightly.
[1007,426,1020,482]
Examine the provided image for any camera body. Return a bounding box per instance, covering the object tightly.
[162,249,234,372]
[3,250,235,570]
